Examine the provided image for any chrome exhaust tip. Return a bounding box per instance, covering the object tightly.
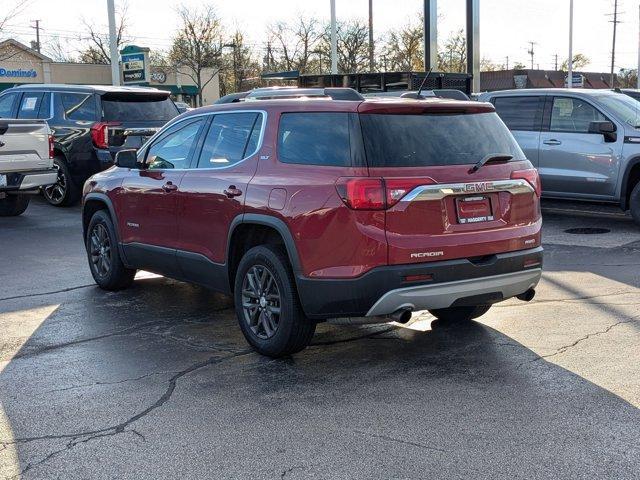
[388,308,413,324]
[516,288,536,302]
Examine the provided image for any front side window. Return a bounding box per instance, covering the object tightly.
[61,93,97,121]
[147,118,204,170]
[493,96,543,131]
[196,112,262,169]
[595,93,640,128]
[278,112,351,166]
[550,97,605,133]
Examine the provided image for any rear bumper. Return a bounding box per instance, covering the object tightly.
[295,247,543,320]
[0,168,57,192]
[366,269,541,316]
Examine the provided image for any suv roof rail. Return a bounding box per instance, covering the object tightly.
[245,87,364,101]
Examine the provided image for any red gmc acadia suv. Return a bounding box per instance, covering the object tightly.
[82,88,543,357]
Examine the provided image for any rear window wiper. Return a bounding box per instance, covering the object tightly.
[469,153,513,173]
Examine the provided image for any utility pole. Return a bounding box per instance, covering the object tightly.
[330,0,337,74]
[368,0,374,72]
[608,0,621,88]
[106,0,120,86]
[505,56,509,70]
[527,41,536,70]
[554,54,558,70]
[568,0,574,88]
[31,20,41,53]
[637,4,640,88]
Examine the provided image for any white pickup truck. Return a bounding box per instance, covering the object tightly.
[0,119,57,216]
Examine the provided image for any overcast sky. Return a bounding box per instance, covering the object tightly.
[3,0,639,73]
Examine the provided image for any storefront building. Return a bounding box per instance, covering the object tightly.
[0,39,220,106]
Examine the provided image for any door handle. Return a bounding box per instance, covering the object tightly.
[543,139,562,146]
[224,185,243,198]
[162,181,178,192]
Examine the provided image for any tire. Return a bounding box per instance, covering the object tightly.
[428,305,492,323]
[234,245,316,358]
[86,209,136,290]
[43,157,80,207]
[630,181,640,227]
[0,194,30,216]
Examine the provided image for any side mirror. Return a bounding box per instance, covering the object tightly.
[115,149,139,168]
[589,121,617,142]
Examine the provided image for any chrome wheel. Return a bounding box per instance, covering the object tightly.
[241,265,281,339]
[43,162,67,205]
[89,223,112,277]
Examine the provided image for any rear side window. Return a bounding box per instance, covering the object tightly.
[18,92,50,119]
[0,93,19,118]
[493,96,543,131]
[196,113,261,169]
[101,95,178,122]
[360,112,525,168]
[278,113,351,166]
[61,93,96,121]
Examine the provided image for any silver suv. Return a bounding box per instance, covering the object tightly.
[478,89,640,225]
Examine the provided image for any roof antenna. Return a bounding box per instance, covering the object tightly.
[416,68,433,99]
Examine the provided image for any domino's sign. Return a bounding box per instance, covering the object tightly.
[0,68,37,78]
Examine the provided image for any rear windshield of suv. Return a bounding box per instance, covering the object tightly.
[101,95,178,122]
[360,112,525,167]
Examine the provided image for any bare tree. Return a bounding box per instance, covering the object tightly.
[220,30,261,95]
[267,18,322,73]
[78,1,130,64]
[437,29,466,73]
[317,20,369,73]
[0,0,31,61]
[383,18,423,71]
[169,4,222,106]
[43,36,76,62]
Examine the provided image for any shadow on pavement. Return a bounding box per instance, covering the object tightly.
[1,278,639,478]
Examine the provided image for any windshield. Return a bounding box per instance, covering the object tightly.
[594,93,640,128]
[101,96,179,122]
[360,112,525,167]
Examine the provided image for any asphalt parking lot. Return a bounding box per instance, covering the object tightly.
[1,197,639,479]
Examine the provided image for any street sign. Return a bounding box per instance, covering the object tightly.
[120,45,151,85]
[564,73,584,88]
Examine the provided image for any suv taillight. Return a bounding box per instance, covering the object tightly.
[336,177,435,210]
[90,121,120,149]
[48,134,54,159]
[511,168,541,197]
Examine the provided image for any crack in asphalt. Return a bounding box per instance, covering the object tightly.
[41,370,181,395]
[354,430,446,453]
[0,284,95,303]
[2,349,255,478]
[538,320,634,361]
[11,320,166,361]
[280,465,306,478]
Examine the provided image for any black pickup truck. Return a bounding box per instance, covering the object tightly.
[0,84,179,206]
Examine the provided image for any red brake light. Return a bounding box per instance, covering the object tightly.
[384,177,436,207]
[336,177,436,210]
[336,178,385,210]
[511,168,541,197]
[48,134,54,159]
[90,121,120,149]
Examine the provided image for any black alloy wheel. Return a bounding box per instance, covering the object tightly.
[43,161,67,205]
[89,222,112,279]
[241,265,282,339]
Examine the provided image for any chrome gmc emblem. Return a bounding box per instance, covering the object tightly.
[464,182,494,193]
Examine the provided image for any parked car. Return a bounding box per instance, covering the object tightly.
[82,88,543,357]
[174,101,192,113]
[619,88,640,102]
[0,84,179,207]
[0,119,56,216]
[479,88,640,225]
